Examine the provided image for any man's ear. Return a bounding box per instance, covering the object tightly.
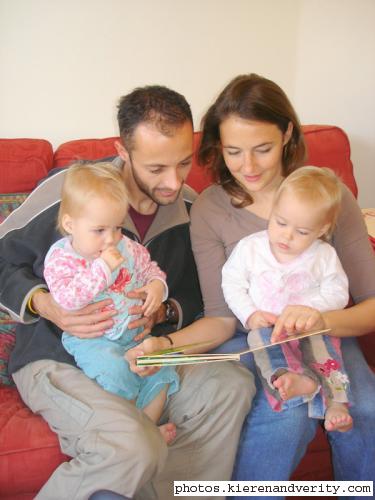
[61,214,73,235]
[283,121,293,146]
[115,140,130,162]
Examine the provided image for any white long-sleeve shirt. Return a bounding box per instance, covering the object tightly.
[222,230,349,328]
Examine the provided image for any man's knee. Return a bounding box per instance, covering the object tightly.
[172,362,255,422]
[201,362,255,409]
[94,420,167,477]
[130,428,167,477]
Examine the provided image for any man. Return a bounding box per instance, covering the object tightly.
[0,86,254,499]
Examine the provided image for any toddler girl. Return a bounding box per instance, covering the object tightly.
[44,162,179,443]
[222,166,352,432]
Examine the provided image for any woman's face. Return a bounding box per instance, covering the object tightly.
[219,115,292,198]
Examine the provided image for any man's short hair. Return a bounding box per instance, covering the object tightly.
[117,85,193,150]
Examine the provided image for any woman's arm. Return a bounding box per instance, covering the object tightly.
[271,297,375,340]
[327,186,375,337]
[166,315,237,352]
[125,315,237,378]
[323,297,375,338]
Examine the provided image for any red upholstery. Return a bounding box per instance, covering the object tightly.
[303,125,357,197]
[0,388,68,498]
[0,125,374,497]
[53,137,119,168]
[0,139,53,193]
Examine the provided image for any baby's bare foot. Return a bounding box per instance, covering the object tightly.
[159,422,177,444]
[324,403,353,432]
[273,372,318,401]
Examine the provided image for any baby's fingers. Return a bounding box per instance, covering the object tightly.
[142,296,155,316]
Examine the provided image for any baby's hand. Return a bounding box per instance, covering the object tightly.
[271,305,322,343]
[246,310,278,330]
[137,280,166,317]
[100,246,125,272]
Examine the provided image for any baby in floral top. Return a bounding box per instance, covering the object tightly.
[222,166,352,432]
[44,162,179,443]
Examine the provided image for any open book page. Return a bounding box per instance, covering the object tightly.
[136,328,331,367]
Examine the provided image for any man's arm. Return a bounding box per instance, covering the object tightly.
[0,211,56,322]
[0,170,116,335]
[0,168,67,322]
[0,254,47,323]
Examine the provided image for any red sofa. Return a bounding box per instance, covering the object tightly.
[0,126,374,499]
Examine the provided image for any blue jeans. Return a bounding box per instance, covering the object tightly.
[212,330,375,500]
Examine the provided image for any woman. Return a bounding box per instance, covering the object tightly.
[189,74,375,491]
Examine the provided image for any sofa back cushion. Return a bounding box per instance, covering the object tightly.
[303,125,357,197]
[52,125,357,197]
[53,137,119,168]
[0,139,53,193]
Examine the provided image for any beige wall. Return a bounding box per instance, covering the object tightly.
[294,0,375,208]
[0,0,374,207]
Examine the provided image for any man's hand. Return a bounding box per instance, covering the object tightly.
[100,246,125,272]
[126,335,171,377]
[246,310,278,330]
[32,290,116,338]
[271,305,326,343]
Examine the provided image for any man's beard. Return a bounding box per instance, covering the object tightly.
[129,159,182,206]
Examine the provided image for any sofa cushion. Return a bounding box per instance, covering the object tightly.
[0,192,29,223]
[0,313,16,386]
[0,386,68,497]
[0,139,53,194]
[303,125,357,197]
[0,193,29,386]
[53,137,119,167]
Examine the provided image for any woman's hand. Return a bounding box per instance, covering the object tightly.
[271,305,326,342]
[32,290,116,338]
[126,336,171,377]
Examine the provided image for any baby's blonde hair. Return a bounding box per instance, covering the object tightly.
[58,162,129,235]
[274,166,342,239]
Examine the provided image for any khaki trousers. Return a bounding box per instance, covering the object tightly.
[13,359,254,500]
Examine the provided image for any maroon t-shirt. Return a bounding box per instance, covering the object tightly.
[128,205,158,242]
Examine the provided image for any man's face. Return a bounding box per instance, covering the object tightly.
[118,121,194,206]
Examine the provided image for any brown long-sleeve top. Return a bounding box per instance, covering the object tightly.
[190,183,375,331]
